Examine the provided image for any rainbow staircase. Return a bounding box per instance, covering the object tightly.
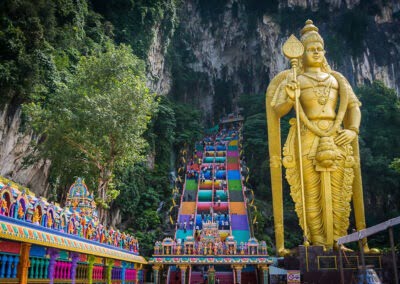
[161,124,269,284]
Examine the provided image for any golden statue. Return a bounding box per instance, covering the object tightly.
[266,20,370,254]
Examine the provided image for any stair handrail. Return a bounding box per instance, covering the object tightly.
[211,162,215,222]
[173,173,187,241]
[225,140,233,237]
[192,161,201,240]
[237,131,254,240]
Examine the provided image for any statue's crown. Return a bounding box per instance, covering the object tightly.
[300,19,324,47]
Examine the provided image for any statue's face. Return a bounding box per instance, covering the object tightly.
[304,42,325,67]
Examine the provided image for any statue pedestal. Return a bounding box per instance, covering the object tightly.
[292,245,386,283]
[298,245,324,272]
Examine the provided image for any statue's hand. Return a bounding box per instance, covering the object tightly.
[285,74,300,101]
[334,129,357,146]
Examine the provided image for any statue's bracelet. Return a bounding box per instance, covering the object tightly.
[348,127,359,135]
[286,96,295,104]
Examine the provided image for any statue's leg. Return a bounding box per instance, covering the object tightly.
[302,156,325,246]
[332,153,354,243]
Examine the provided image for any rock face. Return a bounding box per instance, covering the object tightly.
[147,23,173,96]
[0,105,50,195]
[148,0,400,118]
[4,0,400,194]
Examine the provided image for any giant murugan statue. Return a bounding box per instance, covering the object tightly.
[266,20,370,255]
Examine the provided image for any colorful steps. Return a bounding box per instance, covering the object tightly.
[180,202,196,215]
[185,179,199,190]
[171,128,257,283]
[228,191,244,202]
[226,139,252,250]
[176,229,193,240]
[228,180,242,190]
[229,202,247,214]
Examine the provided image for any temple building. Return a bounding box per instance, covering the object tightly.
[0,176,146,284]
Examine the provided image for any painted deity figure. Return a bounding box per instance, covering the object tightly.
[267,20,370,253]
[32,207,40,225]
[47,213,53,228]
[1,199,8,215]
[18,204,24,219]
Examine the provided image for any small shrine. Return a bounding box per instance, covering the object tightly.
[197,221,223,255]
[65,177,97,218]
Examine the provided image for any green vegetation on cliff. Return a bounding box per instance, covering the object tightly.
[0,0,113,106]
[91,0,178,59]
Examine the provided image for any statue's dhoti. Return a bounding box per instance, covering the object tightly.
[283,119,355,248]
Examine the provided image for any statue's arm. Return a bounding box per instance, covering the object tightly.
[335,96,362,146]
[272,84,295,118]
[345,105,361,134]
[345,89,362,133]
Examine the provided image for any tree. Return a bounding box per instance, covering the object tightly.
[24,44,157,223]
[357,81,400,226]
[390,158,400,173]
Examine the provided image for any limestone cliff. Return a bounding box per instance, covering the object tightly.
[3,0,400,195]
[148,0,400,119]
[0,105,50,196]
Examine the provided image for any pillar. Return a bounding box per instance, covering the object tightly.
[106,259,114,284]
[12,255,20,278]
[6,255,13,278]
[121,262,127,284]
[135,263,142,284]
[153,264,162,284]
[35,257,40,278]
[43,258,49,279]
[87,255,95,284]
[48,248,59,284]
[70,252,80,284]
[233,265,244,284]
[259,265,269,284]
[178,264,189,284]
[1,254,8,278]
[17,243,31,284]
[38,258,44,279]
[208,266,215,284]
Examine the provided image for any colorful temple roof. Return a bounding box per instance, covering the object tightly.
[0,215,146,264]
[0,176,146,264]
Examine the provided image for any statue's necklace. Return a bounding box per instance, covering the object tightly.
[303,73,332,105]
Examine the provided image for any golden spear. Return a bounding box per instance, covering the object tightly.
[282,35,309,245]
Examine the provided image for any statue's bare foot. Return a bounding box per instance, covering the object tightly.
[278,248,291,256]
[363,245,380,254]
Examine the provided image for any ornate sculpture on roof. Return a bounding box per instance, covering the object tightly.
[65,178,97,218]
[0,176,139,254]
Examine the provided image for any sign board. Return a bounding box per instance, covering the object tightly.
[287,270,301,283]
